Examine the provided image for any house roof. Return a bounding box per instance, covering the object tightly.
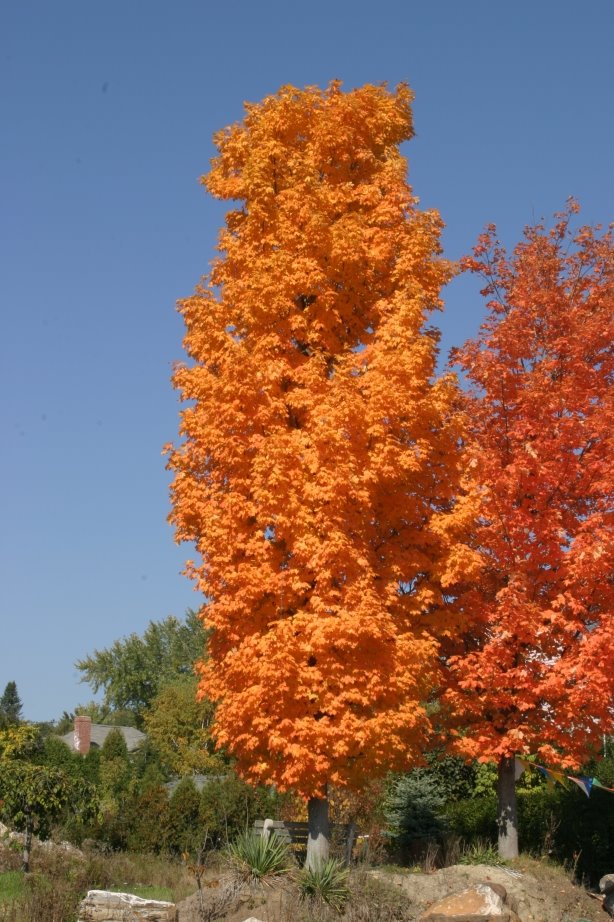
[59,723,146,752]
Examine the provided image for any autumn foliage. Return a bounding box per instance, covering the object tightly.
[446,204,614,770]
[167,83,476,799]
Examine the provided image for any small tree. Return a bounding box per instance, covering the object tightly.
[98,729,133,825]
[0,725,97,870]
[446,204,614,858]
[144,675,223,777]
[0,681,23,727]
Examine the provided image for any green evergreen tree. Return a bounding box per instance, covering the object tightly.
[166,777,202,855]
[0,681,23,727]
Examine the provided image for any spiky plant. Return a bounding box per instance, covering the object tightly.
[299,857,350,912]
[225,831,294,888]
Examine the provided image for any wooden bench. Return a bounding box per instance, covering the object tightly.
[253,819,360,862]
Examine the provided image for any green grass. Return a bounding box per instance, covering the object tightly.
[0,872,25,904]
[128,885,175,902]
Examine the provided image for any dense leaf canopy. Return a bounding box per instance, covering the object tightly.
[167,83,478,797]
[446,204,614,767]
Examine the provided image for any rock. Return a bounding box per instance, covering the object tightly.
[77,889,177,921]
[600,874,614,894]
[604,891,614,918]
[418,883,519,921]
[38,837,84,859]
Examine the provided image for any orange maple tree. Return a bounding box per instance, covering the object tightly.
[446,203,614,857]
[166,82,477,864]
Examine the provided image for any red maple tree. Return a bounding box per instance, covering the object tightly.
[446,203,614,857]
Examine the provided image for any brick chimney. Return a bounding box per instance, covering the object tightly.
[73,715,92,755]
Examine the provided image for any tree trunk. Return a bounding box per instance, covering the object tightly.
[21,818,32,873]
[306,795,330,870]
[497,755,518,859]
[345,821,357,866]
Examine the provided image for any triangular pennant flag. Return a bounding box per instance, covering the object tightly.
[548,770,569,789]
[568,775,593,797]
[591,778,614,794]
[515,757,531,780]
[535,764,558,790]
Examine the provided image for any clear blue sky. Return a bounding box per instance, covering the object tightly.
[2,1,612,722]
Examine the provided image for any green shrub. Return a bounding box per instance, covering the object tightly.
[444,795,497,844]
[165,777,203,855]
[125,784,171,853]
[518,786,614,884]
[199,772,287,849]
[423,754,477,802]
[225,831,293,887]
[458,839,502,865]
[300,858,350,912]
[385,772,449,844]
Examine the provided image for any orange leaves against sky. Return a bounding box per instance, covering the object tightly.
[167,83,477,797]
[446,204,614,769]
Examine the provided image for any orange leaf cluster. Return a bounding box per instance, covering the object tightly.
[446,204,614,769]
[167,83,477,798]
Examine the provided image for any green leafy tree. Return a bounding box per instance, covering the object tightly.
[0,681,23,727]
[0,725,96,870]
[93,729,135,849]
[144,675,224,777]
[75,610,205,722]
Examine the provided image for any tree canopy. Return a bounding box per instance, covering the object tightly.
[445,204,614,855]
[75,610,205,721]
[167,81,478,846]
[0,724,96,870]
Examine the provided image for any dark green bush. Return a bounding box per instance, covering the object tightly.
[444,795,497,843]
[125,784,171,853]
[385,772,449,844]
[165,777,203,855]
[445,786,614,884]
[529,786,614,884]
[199,773,287,849]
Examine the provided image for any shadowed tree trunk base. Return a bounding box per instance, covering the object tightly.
[306,795,330,870]
[497,755,519,859]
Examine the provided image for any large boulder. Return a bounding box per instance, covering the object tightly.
[600,874,614,894]
[77,890,177,921]
[600,875,614,917]
[418,883,520,921]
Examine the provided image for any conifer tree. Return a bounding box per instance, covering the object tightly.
[0,681,23,727]
[167,82,476,866]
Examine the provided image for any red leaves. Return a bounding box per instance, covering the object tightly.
[446,203,614,766]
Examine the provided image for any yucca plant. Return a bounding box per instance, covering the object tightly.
[224,831,294,888]
[299,858,350,912]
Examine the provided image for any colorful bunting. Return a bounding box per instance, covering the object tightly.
[514,757,613,797]
[568,775,593,797]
